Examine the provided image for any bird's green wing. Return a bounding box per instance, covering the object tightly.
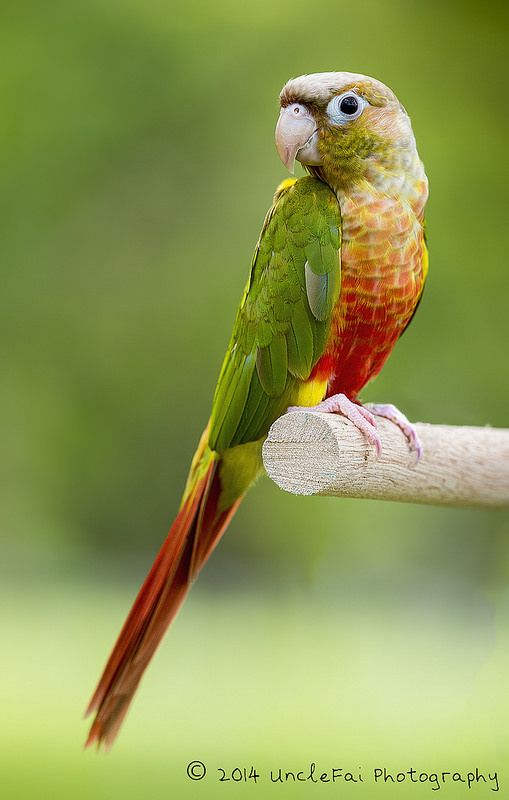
[209,176,341,454]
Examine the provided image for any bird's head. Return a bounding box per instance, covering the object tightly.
[276,71,423,197]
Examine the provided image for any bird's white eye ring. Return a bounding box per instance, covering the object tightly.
[327,91,366,124]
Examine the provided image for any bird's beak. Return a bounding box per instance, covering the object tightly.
[275,104,321,173]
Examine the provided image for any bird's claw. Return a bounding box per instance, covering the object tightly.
[287,397,422,461]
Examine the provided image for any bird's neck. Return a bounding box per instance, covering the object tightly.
[310,145,428,219]
[362,146,428,217]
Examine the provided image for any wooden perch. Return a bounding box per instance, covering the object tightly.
[262,411,509,508]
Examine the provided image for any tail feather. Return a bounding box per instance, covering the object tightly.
[85,453,240,749]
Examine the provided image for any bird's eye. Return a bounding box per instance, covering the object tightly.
[339,95,358,115]
[327,91,366,124]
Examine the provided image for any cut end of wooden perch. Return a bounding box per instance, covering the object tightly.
[262,411,509,508]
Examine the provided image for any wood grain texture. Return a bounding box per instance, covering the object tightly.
[262,411,509,508]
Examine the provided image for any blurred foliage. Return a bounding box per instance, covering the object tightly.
[1,0,508,796]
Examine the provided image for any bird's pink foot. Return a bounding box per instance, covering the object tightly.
[365,403,423,460]
[287,393,382,457]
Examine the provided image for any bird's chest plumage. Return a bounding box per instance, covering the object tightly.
[314,190,427,399]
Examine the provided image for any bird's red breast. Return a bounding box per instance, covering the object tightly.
[311,187,428,400]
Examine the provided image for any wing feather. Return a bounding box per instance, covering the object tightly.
[209,176,342,453]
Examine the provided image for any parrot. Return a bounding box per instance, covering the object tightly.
[85,71,429,748]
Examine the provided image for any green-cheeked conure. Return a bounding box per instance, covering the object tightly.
[86,71,428,748]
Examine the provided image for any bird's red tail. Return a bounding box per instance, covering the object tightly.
[85,450,240,749]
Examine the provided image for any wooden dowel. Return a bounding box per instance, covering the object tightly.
[262,411,509,508]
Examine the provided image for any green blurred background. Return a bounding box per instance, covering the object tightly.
[2,0,508,797]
